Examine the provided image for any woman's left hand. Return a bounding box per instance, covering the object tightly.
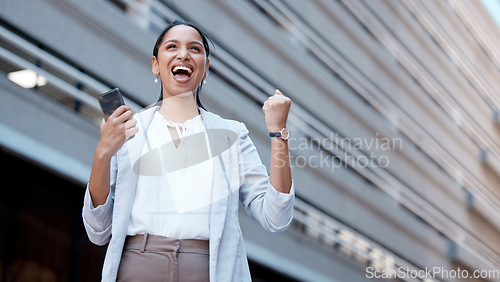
[262,89,291,132]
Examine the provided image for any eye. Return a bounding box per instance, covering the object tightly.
[166,44,176,49]
[190,46,201,52]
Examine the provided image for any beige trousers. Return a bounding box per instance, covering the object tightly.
[117,233,209,282]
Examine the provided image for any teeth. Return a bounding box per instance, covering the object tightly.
[172,65,193,74]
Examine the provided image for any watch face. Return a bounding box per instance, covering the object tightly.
[280,128,290,140]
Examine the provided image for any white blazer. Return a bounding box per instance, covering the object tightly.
[82,105,295,281]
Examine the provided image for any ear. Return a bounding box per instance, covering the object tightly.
[204,58,210,79]
[152,56,159,75]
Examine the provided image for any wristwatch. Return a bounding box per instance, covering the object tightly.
[269,128,290,140]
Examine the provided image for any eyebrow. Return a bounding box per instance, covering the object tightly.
[163,39,203,47]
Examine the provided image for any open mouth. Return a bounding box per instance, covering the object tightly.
[171,65,194,82]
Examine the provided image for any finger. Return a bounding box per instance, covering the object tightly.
[116,110,133,123]
[275,89,283,96]
[110,105,131,119]
[125,126,139,139]
[124,118,137,130]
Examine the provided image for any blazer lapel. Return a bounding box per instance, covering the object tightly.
[200,109,234,280]
[108,106,159,279]
[114,106,159,236]
[200,108,230,229]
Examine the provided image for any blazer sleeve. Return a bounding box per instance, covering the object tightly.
[82,154,117,246]
[237,122,295,233]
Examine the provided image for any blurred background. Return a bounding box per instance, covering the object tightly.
[1,0,500,281]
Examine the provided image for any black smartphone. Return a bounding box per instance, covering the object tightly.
[98,88,125,121]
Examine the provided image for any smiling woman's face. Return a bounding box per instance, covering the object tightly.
[152,25,209,98]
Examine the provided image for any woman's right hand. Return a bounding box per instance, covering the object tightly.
[96,105,138,159]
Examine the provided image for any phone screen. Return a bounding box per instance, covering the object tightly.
[98,88,125,121]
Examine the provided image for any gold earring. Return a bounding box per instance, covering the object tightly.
[155,74,159,83]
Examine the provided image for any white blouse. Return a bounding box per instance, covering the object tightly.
[126,111,214,239]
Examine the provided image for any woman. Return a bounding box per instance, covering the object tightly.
[82,20,294,281]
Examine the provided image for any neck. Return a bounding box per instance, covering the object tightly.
[159,91,200,123]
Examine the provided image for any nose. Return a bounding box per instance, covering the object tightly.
[176,48,189,61]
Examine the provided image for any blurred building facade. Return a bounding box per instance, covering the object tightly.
[1,0,500,281]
